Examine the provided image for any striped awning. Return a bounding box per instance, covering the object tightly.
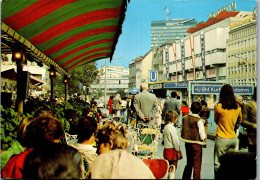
[1,0,129,74]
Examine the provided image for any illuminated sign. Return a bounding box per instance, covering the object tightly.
[230,16,253,29]
[208,1,236,18]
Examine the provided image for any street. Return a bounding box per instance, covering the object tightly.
[156,128,215,179]
[99,108,215,179]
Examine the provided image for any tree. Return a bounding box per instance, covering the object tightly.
[116,89,126,98]
[55,62,100,96]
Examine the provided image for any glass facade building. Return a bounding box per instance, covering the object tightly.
[151,19,198,48]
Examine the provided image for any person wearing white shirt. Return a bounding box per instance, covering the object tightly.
[163,110,183,170]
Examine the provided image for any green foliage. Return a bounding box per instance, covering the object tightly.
[116,89,126,97]
[55,62,100,96]
[1,105,24,150]
[1,99,90,150]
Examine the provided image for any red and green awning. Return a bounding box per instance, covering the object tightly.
[1,0,129,73]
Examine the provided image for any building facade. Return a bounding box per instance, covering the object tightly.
[154,11,253,82]
[226,9,257,85]
[151,19,198,48]
[91,65,129,98]
[129,56,143,90]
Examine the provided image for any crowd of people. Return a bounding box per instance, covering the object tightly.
[1,82,256,179]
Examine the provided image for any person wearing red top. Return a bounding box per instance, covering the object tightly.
[1,116,64,179]
[107,96,114,120]
[181,100,190,116]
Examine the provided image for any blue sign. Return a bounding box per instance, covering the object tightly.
[192,85,254,95]
[149,71,158,82]
[164,82,188,88]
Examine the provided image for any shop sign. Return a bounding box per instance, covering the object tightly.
[164,82,188,88]
[149,83,162,89]
[192,85,254,95]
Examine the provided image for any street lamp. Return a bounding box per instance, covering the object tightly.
[232,55,249,83]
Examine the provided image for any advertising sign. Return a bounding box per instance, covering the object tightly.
[165,46,169,80]
[149,70,158,82]
[200,32,206,79]
[164,82,188,88]
[208,1,236,18]
[192,85,254,95]
[180,40,185,81]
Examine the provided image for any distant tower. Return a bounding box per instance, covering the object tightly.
[164,6,171,20]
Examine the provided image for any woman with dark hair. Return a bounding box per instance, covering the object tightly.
[2,116,64,179]
[23,143,82,179]
[214,84,242,179]
[68,116,98,178]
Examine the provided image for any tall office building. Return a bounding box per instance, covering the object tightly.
[151,19,198,48]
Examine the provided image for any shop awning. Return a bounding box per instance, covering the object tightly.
[1,0,130,75]
[1,68,45,85]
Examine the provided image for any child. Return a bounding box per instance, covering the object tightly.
[163,110,183,170]
[180,101,206,180]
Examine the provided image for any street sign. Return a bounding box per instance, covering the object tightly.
[164,82,188,88]
[192,85,254,95]
[149,70,158,82]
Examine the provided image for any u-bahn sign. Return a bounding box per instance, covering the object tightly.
[149,70,158,82]
[192,85,254,95]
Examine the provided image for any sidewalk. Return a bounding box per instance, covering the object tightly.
[156,128,215,179]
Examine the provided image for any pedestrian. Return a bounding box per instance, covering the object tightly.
[162,91,181,128]
[163,110,183,170]
[214,84,242,179]
[180,100,190,128]
[107,96,113,120]
[241,88,257,153]
[90,98,97,113]
[133,82,158,126]
[199,100,210,141]
[112,94,122,120]
[155,98,163,128]
[180,101,206,180]
[120,97,127,123]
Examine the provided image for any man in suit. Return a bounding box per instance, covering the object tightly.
[162,91,181,127]
[133,82,158,126]
[112,94,122,119]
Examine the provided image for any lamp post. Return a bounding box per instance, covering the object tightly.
[153,19,195,81]
[13,49,26,114]
[63,76,68,101]
[232,55,249,83]
[49,66,56,102]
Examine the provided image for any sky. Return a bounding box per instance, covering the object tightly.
[96,0,257,68]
